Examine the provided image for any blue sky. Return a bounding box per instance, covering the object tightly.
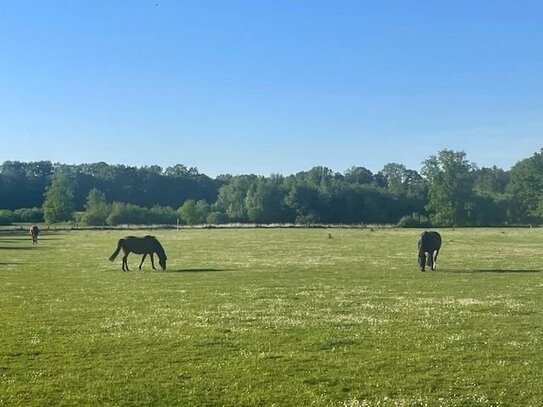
[1,1,542,177]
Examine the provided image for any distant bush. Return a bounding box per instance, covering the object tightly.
[148,205,177,224]
[106,202,147,226]
[177,199,210,225]
[396,213,432,228]
[105,202,177,226]
[295,213,320,225]
[14,207,44,223]
[206,211,228,224]
[0,209,15,225]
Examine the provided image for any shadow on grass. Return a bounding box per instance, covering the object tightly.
[0,262,24,265]
[449,269,540,274]
[0,246,36,250]
[170,268,229,273]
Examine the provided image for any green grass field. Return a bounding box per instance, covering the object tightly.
[1,227,542,406]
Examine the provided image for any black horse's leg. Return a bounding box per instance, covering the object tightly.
[432,250,439,270]
[123,254,130,271]
[139,254,147,271]
[425,251,432,270]
[419,251,426,271]
[150,253,156,270]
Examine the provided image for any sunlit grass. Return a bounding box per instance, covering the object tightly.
[1,227,542,406]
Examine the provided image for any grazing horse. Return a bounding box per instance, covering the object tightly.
[109,235,167,271]
[29,225,39,244]
[418,231,441,271]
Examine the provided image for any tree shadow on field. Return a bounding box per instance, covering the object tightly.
[171,268,229,273]
[0,246,36,251]
[0,239,25,244]
[449,269,541,274]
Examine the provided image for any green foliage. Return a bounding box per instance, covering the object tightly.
[396,212,432,228]
[106,202,147,225]
[0,209,15,225]
[80,188,110,226]
[344,166,374,184]
[4,148,543,226]
[177,199,210,225]
[0,160,53,210]
[215,176,255,221]
[148,205,177,224]
[0,208,44,224]
[245,177,289,223]
[206,211,228,224]
[42,168,76,223]
[284,184,323,223]
[507,149,543,223]
[1,228,542,406]
[14,207,44,223]
[422,150,476,226]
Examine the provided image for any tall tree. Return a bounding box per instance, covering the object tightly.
[177,199,210,225]
[507,150,543,222]
[80,188,110,226]
[421,150,476,226]
[344,166,374,185]
[43,168,76,223]
[215,176,255,221]
[244,177,289,223]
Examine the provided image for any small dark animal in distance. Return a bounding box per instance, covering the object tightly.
[29,225,39,244]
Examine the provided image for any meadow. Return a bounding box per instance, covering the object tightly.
[0,227,542,406]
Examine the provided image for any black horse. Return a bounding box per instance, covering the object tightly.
[29,225,39,244]
[109,235,167,271]
[418,231,441,271]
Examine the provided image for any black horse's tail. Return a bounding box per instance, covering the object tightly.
[109,239,124,261]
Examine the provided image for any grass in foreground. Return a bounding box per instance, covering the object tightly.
[1,227,542,406]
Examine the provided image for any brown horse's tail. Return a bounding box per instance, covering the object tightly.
[109,239,124,261]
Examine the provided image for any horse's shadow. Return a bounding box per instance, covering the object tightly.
[448,269,540,274]
[171,268,228,273]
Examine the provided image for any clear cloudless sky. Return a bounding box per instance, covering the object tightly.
[0,1,542,177]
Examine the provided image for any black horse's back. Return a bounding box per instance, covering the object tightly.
[418,231,442,271]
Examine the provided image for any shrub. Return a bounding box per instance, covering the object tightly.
[396,212,432,228]
[148,205,177,224]
[14,207,44,223]
[106,202,147,226]
[206,211,228,224]
[0,209,15,225]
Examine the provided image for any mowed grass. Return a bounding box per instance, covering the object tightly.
[1,227,542,407]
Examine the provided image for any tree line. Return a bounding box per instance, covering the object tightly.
[1,149,542,227]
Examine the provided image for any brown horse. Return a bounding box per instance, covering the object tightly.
[418,231,441,271]
[109,235,167,271]
[29,225,39,244]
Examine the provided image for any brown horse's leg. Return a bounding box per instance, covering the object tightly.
[139,254,147,271]
[149,253,156,270]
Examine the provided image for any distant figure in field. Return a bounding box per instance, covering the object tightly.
[29,225,39,244]
[109,235,167,272]
[418,231,441,271]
